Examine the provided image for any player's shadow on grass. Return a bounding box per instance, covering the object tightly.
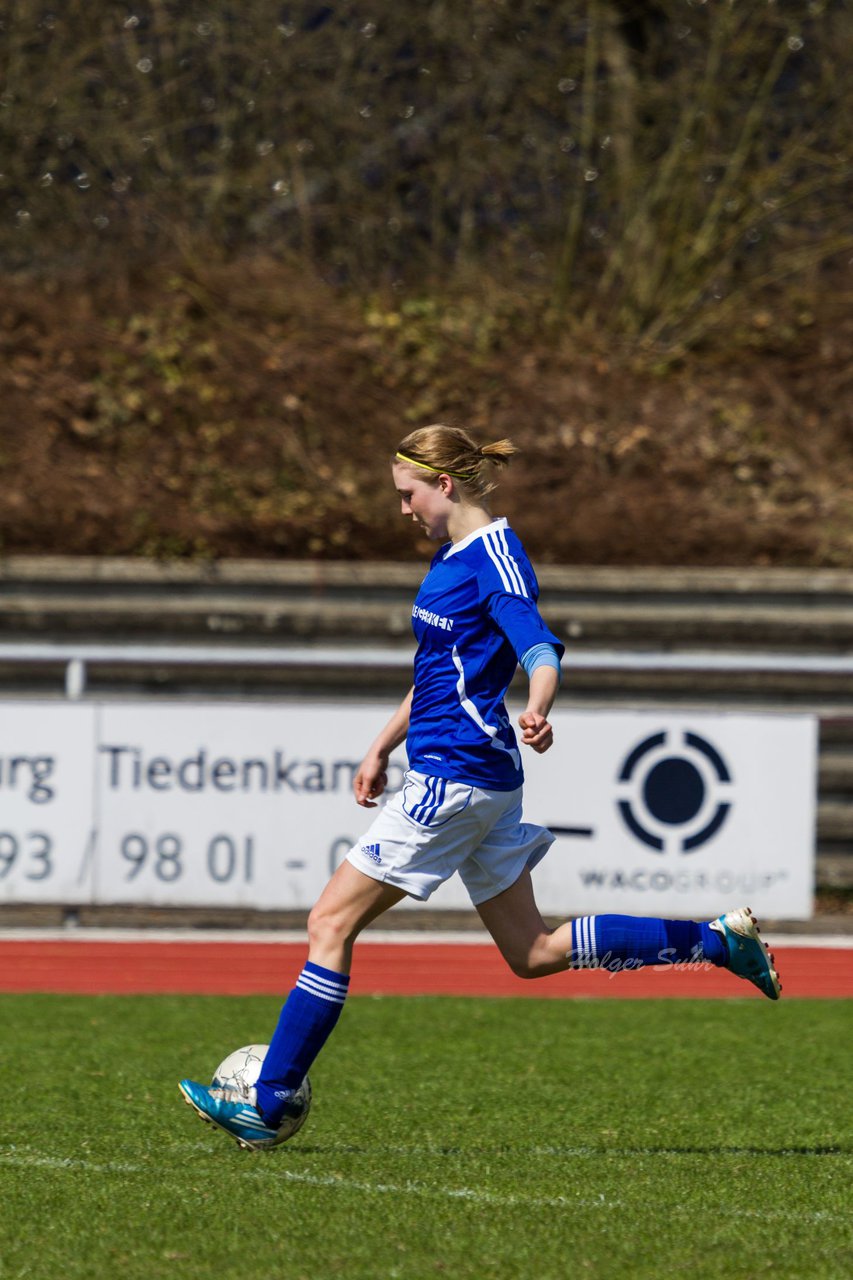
[292,1143,847,1159]
[617,1145,846,1158]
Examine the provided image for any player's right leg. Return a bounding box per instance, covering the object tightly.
[305,858,407,974]
[178,1079,304,1151]
[253,865,404,1125]
[180,864,404,1146]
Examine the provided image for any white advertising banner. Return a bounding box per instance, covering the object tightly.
[0,703,98,903]
[0,701,817,918]
[523,709,817,919]
[93,703,399,909]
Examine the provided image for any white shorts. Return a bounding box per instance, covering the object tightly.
[345,769,554,906]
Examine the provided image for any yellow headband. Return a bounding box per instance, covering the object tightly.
[395,451,477,481]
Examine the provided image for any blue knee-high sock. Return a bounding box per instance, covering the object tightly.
[255,961,349,1125]
[570,915,725,971]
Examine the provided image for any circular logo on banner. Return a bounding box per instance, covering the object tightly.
[615,729,733,854]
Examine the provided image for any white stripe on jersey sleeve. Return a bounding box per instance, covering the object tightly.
[483,527,529,598]
[495,526,529,597]
[482,530,514,592]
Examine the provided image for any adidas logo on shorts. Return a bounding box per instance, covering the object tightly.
[360,842,382,864]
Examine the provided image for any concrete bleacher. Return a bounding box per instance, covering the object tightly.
[1,556,852,909]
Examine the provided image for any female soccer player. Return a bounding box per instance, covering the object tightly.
[180,424,781,1149]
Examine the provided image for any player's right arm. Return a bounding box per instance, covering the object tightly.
[353,685,414,807]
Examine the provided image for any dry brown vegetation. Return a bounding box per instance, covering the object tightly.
[1,2,851,564]
[2,258,852,565]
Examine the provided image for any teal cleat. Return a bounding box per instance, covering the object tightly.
[710,906,781,1000]
[179,1079,286,1151]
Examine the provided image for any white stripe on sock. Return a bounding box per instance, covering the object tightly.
[297,974,348,1004]
[299,968,348,995]
[576,915,598,969]
[575,917,586,969]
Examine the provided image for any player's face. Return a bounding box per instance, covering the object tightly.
[392,462,452,540]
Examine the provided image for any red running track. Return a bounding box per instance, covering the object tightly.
[0,939,850,998]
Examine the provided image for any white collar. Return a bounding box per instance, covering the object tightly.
[443,517,508,558]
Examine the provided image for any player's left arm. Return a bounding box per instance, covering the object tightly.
[485,591,564,756]
[518,664,559,754]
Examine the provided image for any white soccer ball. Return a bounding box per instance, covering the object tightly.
[212,1043,312,1146]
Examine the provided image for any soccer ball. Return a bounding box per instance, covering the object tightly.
[212,1044,312,1146]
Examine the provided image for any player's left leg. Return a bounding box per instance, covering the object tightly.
[475,868,572,978]
[477,870,780,998]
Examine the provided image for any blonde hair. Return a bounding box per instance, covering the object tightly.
[394,424,516,499]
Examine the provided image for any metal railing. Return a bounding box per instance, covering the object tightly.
[5,640,853,700]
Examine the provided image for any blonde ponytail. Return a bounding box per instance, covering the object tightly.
[478,438,516,468]
[394,425,516,499]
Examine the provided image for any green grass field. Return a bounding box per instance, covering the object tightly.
[1,995,850,1280]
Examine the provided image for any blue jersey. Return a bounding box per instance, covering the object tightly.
[406,519,564,791]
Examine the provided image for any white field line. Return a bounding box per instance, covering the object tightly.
[0,1145,610,1210]
[1,1145,848,1222]
[0,1147,141,1174]
[0,928,850,949]
[244,1165,619,1210]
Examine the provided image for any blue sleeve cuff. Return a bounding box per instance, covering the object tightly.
[520,642,562,682]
